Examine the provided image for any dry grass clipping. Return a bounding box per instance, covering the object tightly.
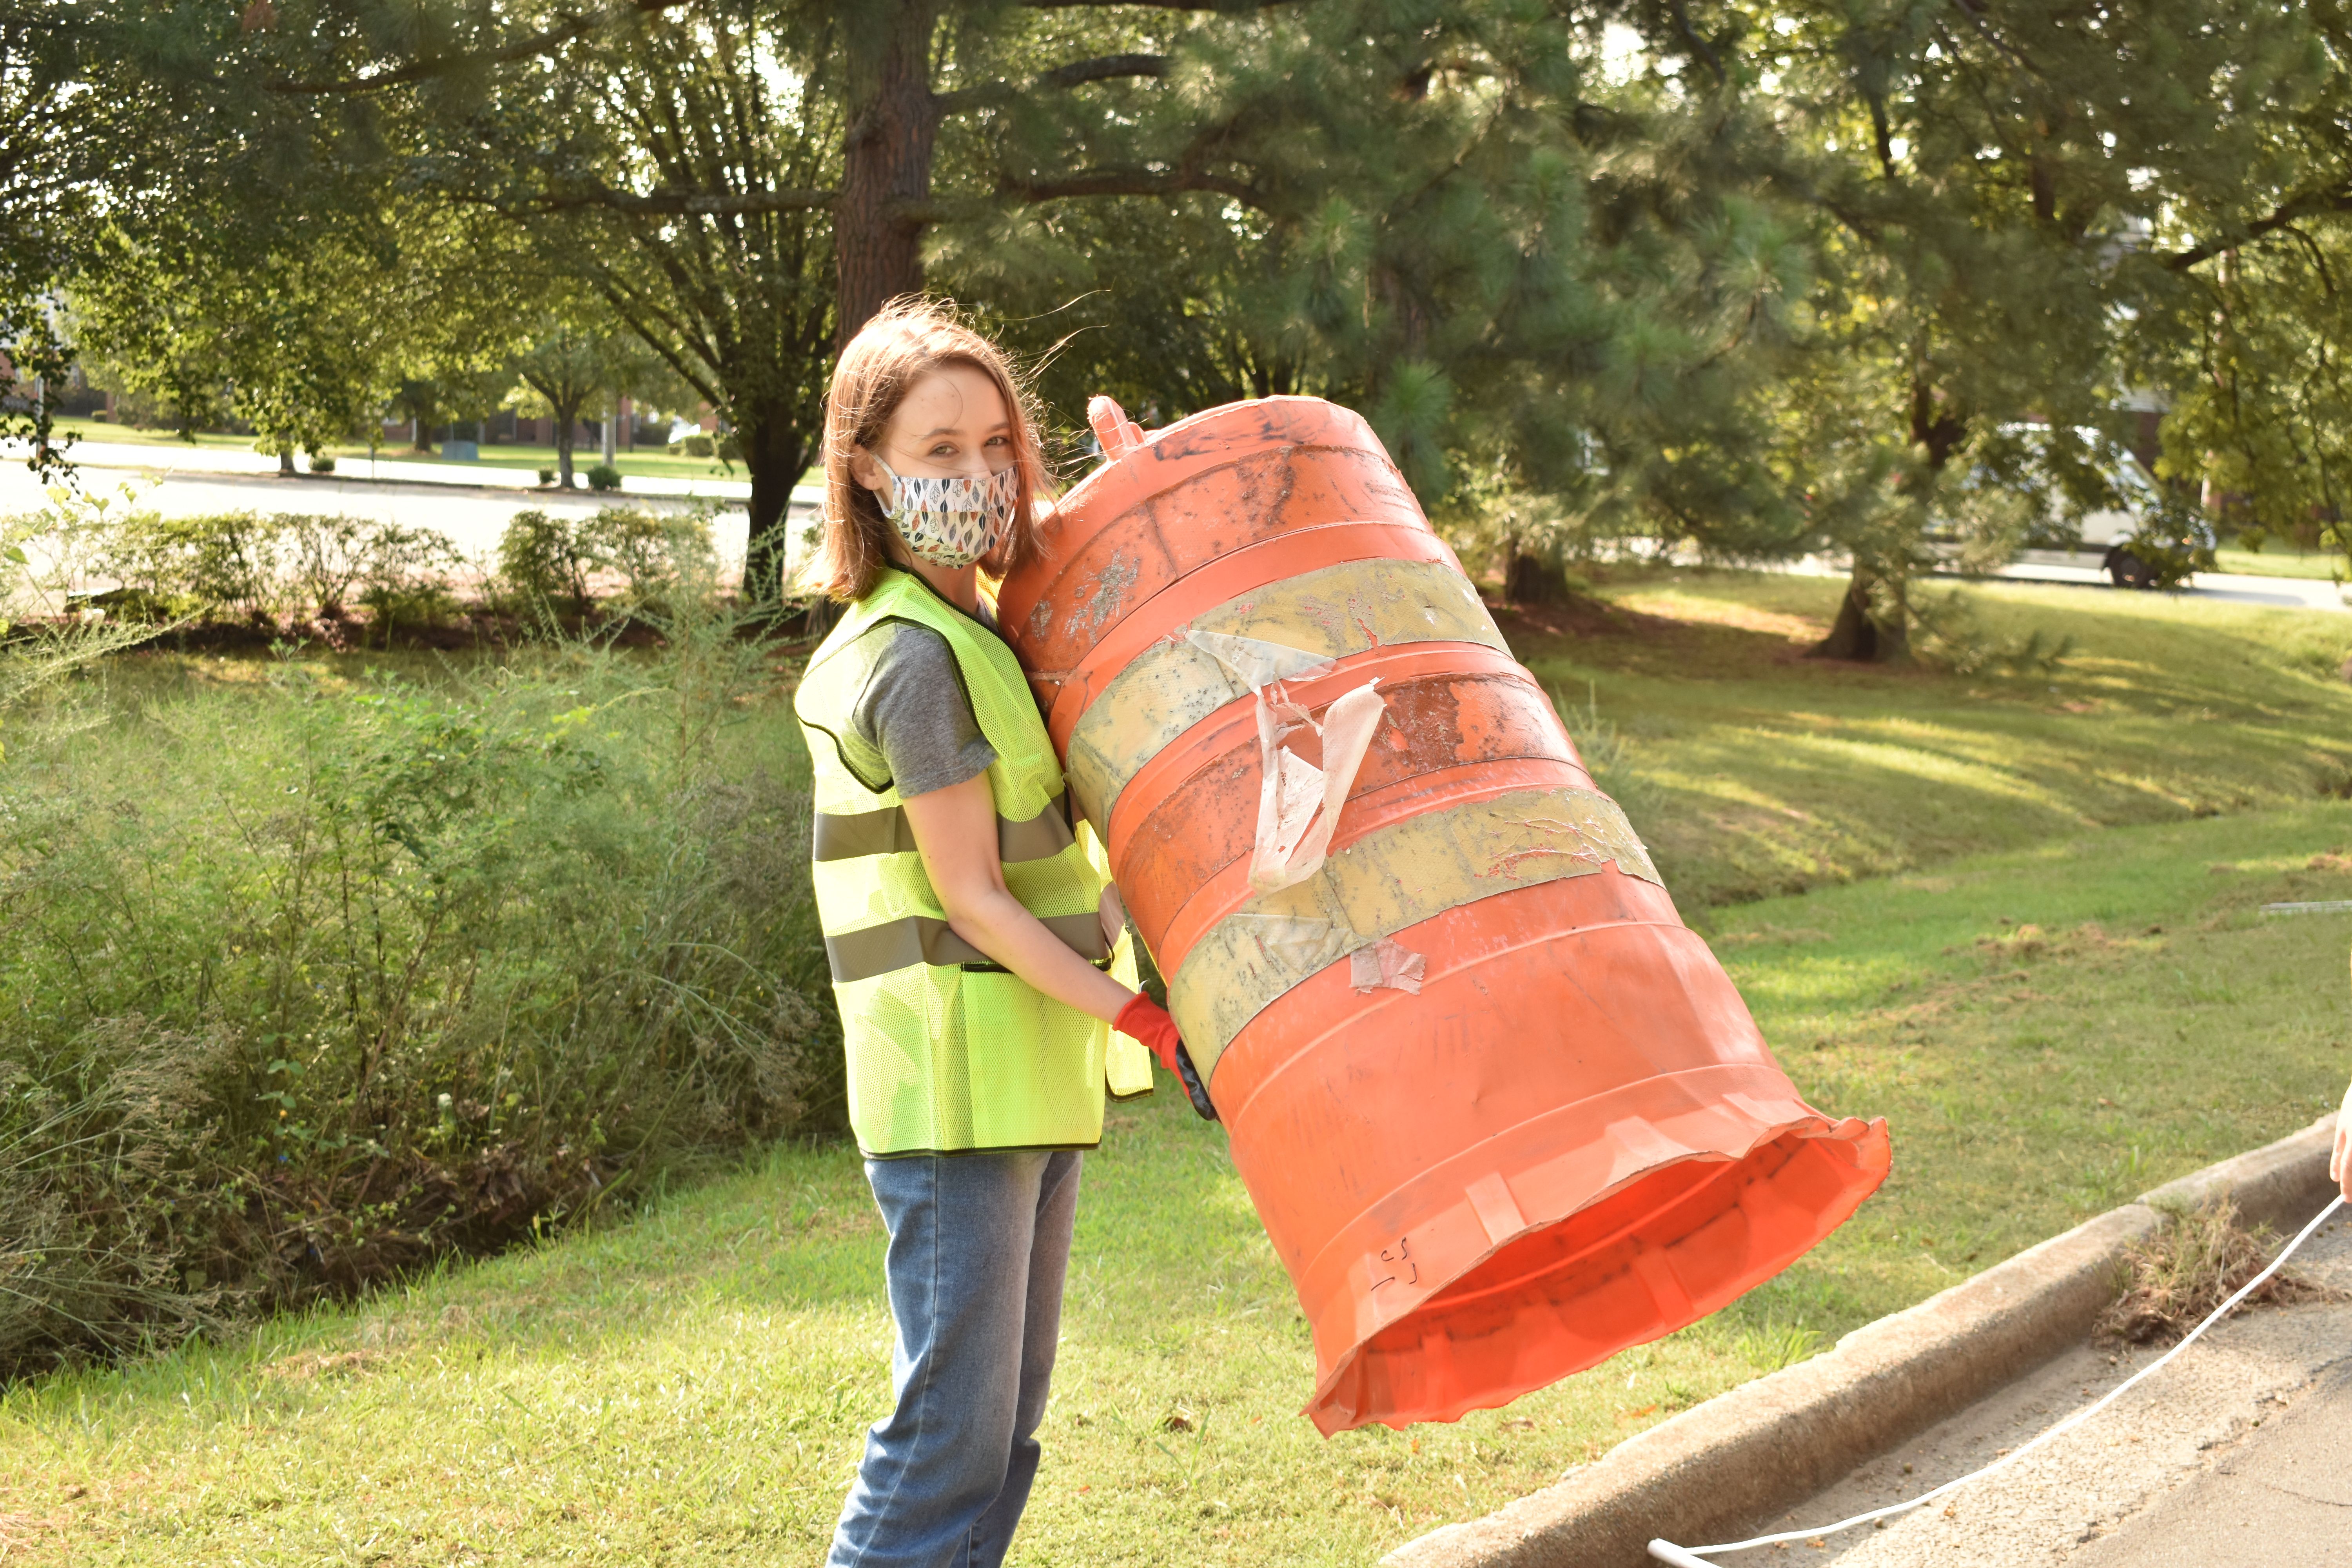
[2096,1198,2346,1345]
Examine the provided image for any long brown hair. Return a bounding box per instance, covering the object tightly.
[809,297,1048,604]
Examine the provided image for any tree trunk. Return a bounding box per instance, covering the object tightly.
[1815,360,1961,662]
[601,402,617,466]
[742,404,810,603]
[278,443,296,476]
[555,406,578,487]
[1505,551,1566,603]
[835,0,942,345]
[1809,564,1911,662]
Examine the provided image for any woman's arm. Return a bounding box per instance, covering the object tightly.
[902,773,1138,1024]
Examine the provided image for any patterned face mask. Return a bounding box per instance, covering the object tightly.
[875,457,1021,568]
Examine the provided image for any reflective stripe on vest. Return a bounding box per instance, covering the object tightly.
[793,570,1154,1154]
[811,790,1080,864]
[825,911,1111,985]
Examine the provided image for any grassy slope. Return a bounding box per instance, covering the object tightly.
[1510,570,2352,906]
[2212,545,2345,581]
[7,576,2352,1565]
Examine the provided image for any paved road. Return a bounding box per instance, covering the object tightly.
[0,442,822,582]
[21,437,758,499]
[1984,558,2349,615]
[11,444,2346,615]
[1704,1203,2352,1568]
[1773,552,2350,614]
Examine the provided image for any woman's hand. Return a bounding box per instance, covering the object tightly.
[902,775,1216,1118]
[2333,1077,2352,1203]
[901,773,1137,1024]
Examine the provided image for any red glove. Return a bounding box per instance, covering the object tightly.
[1114,993,1218,1122]
[1114,992,1183,1073]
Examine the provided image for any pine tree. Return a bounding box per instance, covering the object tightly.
[157,0,1825,588]
[2120,5,2352,570]
[1680,0,2335,658]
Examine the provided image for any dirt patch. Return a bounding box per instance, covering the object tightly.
[1485,593,1684,642]
[1713,925,1834,949]
[1486,588,1849,684]
[1613,591,1828,644]
[263,1348,383,1382]
[1972,920,2145,967]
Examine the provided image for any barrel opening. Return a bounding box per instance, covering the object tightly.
[1311,1128,1878,1432]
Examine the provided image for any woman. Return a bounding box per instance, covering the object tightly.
[796,300,1202,1568]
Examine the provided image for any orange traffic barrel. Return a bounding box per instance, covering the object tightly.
[1000,395,1889,1434]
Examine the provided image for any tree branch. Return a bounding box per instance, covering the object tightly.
[1666,0,1724,84]
[1000,167,1267,205]
[265,0,688,95]
[1038,52,1172,91]
[936,53,1172,116]
[1024,0,1302,9]
[526,184,838,217]
[2166,185,2352,271]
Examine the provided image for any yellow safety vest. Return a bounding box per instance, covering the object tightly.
[794,569,1152,1155]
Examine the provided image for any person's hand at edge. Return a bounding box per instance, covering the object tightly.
[1114,993,1217,1121]
[2332,1077,2352,1203]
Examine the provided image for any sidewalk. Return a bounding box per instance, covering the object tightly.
[1,444,823,576]
[28,437,758,502]
[1772,552,2350,614]
[1744,1204,2352,1567]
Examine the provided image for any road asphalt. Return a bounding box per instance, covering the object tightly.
[6,441,2345,616]
[0,441,824,581]
[1692,1201,2352,1568]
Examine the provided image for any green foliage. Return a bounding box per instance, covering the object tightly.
[1,493,161,761]
[9,799,2350,1563]
[1506,568,2352,907]
[1547,678,1659,829]
[2112,496,2220,592]
[1906,589,2077,677]
[584,461,622,492]
[59,507,466,628]
[0,632,832,1375]
[495,506,715,622]
[495,510,596,618]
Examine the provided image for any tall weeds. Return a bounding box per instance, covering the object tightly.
[0,593,832,1376]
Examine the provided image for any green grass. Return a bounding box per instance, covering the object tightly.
[1508,570,2352,906]
[2214,545,2346,581]
[8,805,2348,1566]
[7,573,2352,1565]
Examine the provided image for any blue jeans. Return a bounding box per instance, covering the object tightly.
[827,1149,1083,1568]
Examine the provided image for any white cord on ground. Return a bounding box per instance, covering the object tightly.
[1648,1192,2348,1566]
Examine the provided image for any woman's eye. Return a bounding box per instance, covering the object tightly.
[928,443,956,458]
[985,434,1011,448]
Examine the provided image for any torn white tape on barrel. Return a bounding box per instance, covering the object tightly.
[1167,784,1660,1078]
[1061,555,1506,828]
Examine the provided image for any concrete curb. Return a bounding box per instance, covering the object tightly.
[1381,1114,2339,1568]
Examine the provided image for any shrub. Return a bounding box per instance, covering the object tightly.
[579,506,718,618]
[15,495,469,631]
[309,453,337,475]
[498,506,716,622]
[0,624,833,1375]
[354,524,468,637]
[585,463,622,493]
[497,508,597,617]
[669,433,716,458]
[537,466,557,487]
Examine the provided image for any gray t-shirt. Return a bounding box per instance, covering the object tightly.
[843,621,999,799]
